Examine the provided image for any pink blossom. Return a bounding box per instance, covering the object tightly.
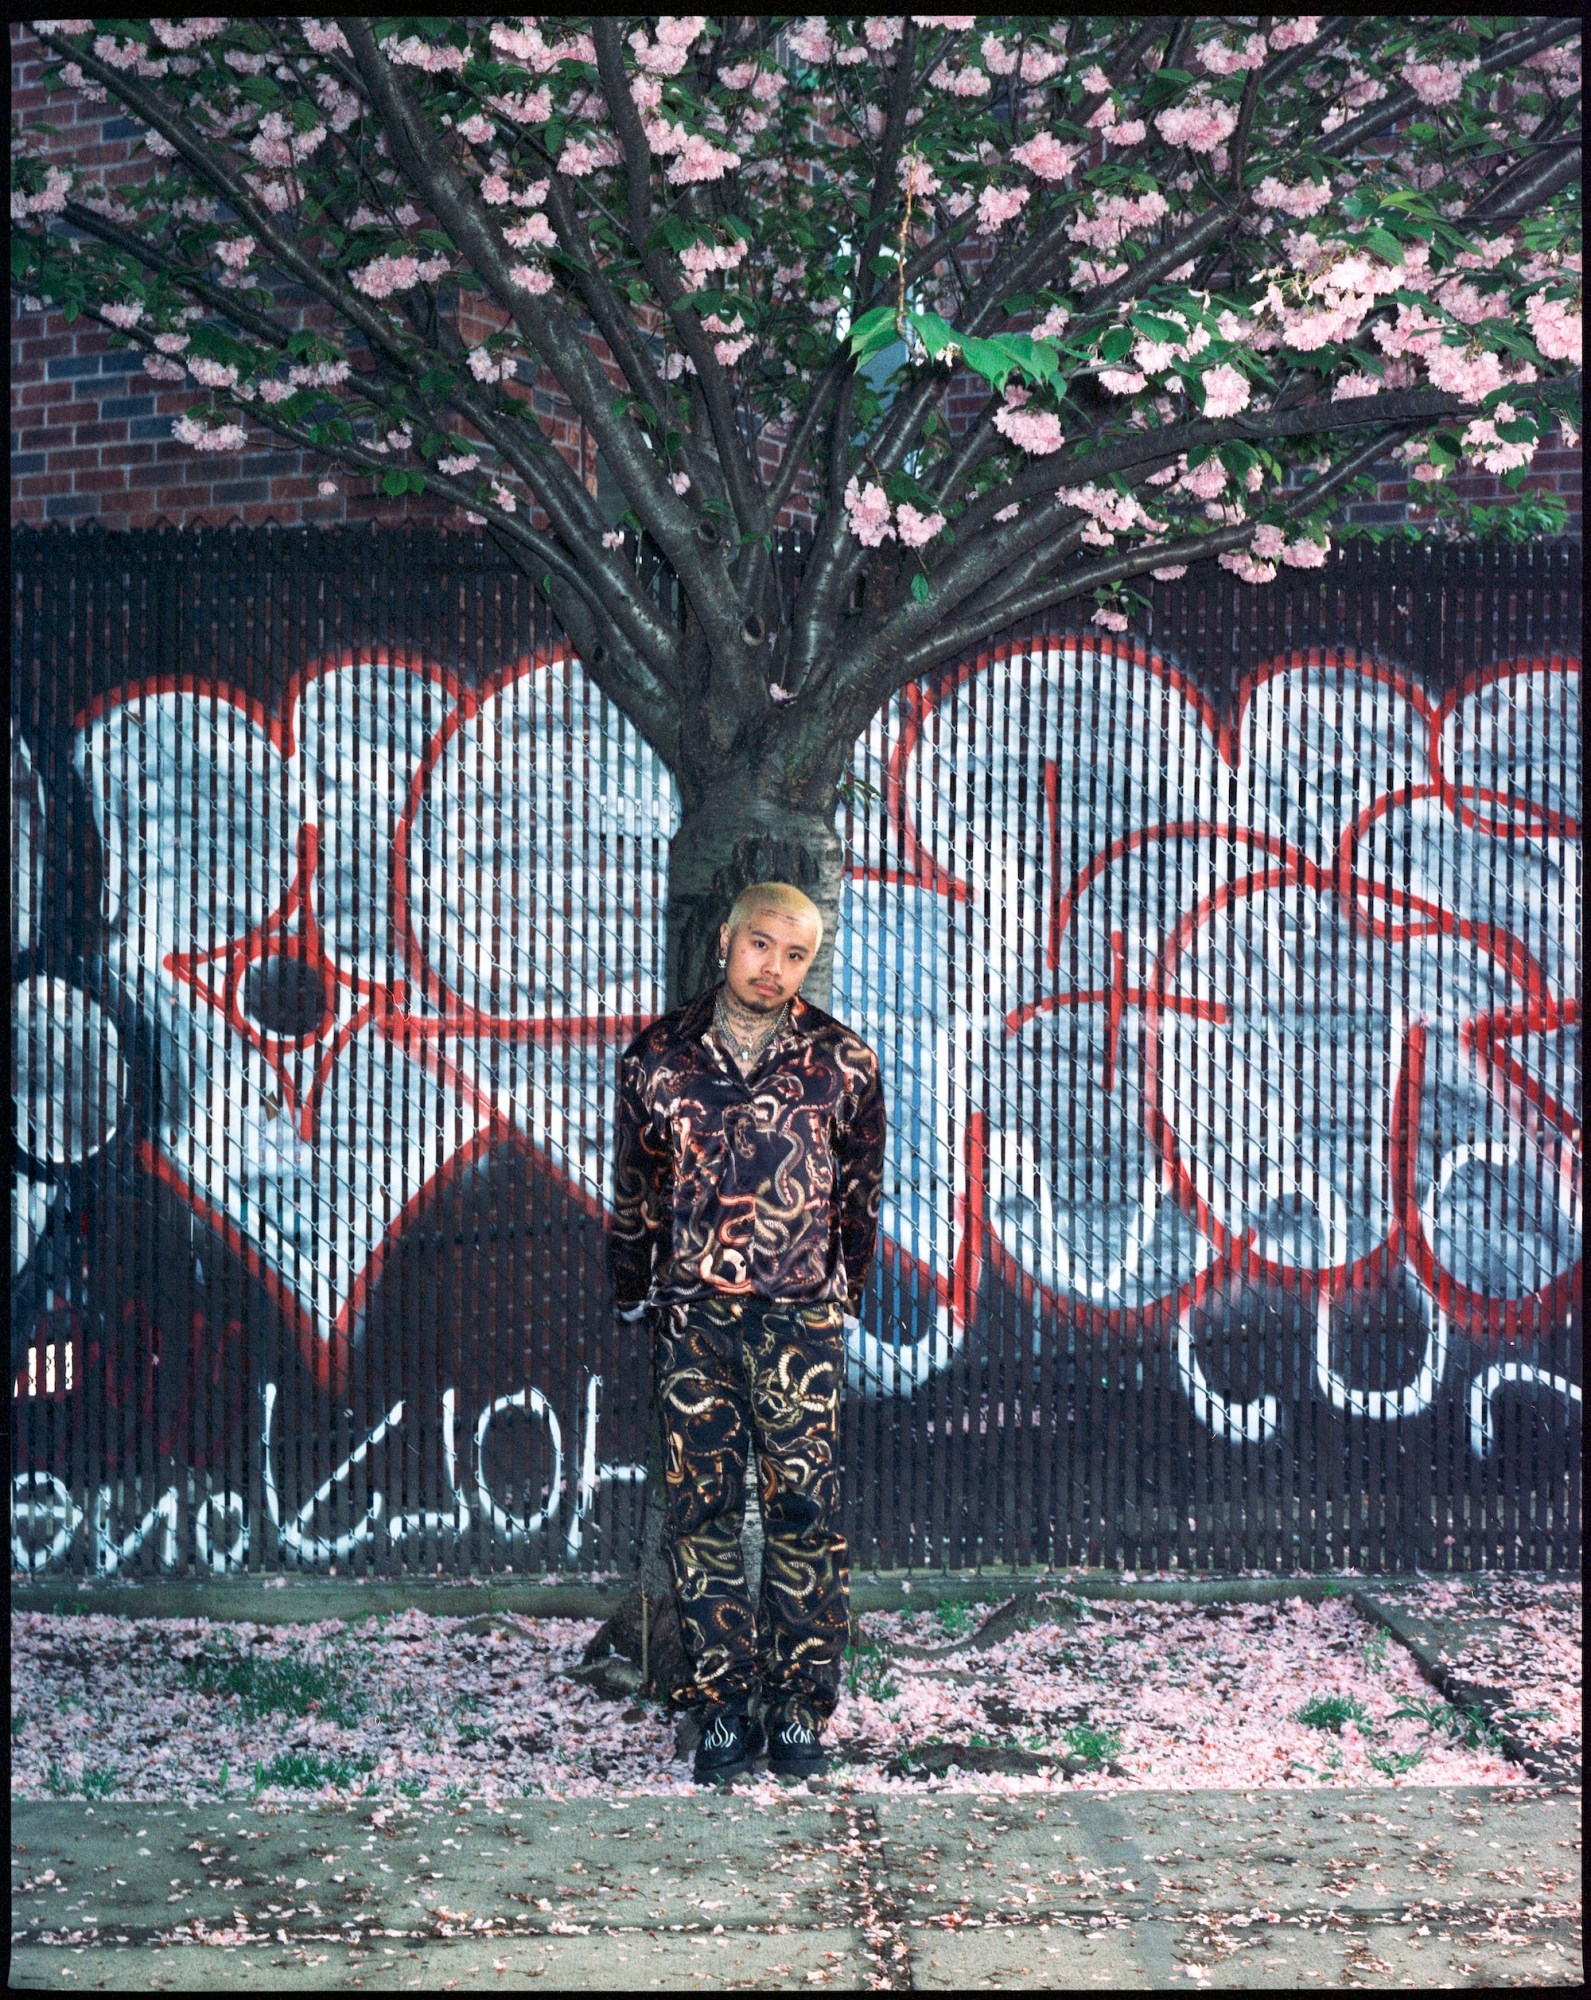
[351,254,420,299]
[1097,367,1148,396]
[1200,363,1251,419]
[1178,457,1228,500]
[1423,341,1505,402]
[1196,34,1267,75]
[981,33,1017,76]
[993,404,1065,454]
[1032,305,1071,340]
[898,154,942,200]
[214,236,257,271]
[10,163,73,220]
[1330,372,1382,402]
[385,34,467,73]
[864,18,903,52]
[992,502,1020,522]
[670,471,692,495]
[1092,606,1129,632]
[1009,133,1080,183]
[1019,47,1065,85]
[1461,409,1535,475]
[172,414,247,452]
[1098,118,1147,146]
[1250,524,1286,560]
[786,19,834,63]
[1253,175,1332,219]
[1401,58,1477,106]
[436,454,480,475]
[601,529,624,550]
[466,348,503,383]
[667,135,740,185]
[895,502,946,547]
[1151,564,1188,580]
[559,136,621,178]
[510,264,555,295]
[490,484,517,513]
[1154,90,1239,154]
[1220,549,1277,584]
[1268,18,1320,49]
[187,357,240,391]
[1080,65,1111,94]
[100,299,145,330]
[1525,290,1581,363]
[930,62,992,98]
[503,212,557,252]
[976,184,1030,234]
[1281,537,1330,568]
[843,475,895,546]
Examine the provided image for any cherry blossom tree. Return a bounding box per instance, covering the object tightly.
[11,13,1582,1007]
[10,16,1581,1678]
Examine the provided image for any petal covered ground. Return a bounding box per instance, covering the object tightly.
[10,1582,1576,1810]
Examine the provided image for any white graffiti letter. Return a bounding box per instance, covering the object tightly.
[1468,1363,1583,1458]
[193,1489,250,1571]
[10,1471,82,1572]
[92,1485,180,1573]
[1314,1287,1449,1422]
[261,1380,401,1561]
[474,1387,563,1539]
[1175,1308,1279,1444]
[563,1374,646,1560]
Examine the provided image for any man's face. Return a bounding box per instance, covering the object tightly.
[718,907,820,1012]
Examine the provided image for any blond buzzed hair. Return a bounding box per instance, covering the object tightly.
[725,880,824,954]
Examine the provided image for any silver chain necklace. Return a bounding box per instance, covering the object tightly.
[714,987,787,1066]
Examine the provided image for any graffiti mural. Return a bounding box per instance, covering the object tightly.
[10,530,1582,1574]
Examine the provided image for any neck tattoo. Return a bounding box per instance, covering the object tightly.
[715,985,788,1066]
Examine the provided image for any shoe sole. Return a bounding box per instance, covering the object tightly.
[768,1757,828,1778]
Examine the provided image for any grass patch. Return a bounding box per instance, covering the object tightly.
[1294,1693,1373,1733]
[929,1598,981,1641]
[44,1761,119,1799]
[1366,1747,1425,1777]
[1389,1693,1505,1751]
[1063,1723,1122,1767]
[250,1750,377,1795]
[844,1641,899,1702]
[11,1710,28,1739]
[1360,1626,1391,1673]
[182,1646,369,1727]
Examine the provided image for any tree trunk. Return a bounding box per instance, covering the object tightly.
[582,771,848,1708]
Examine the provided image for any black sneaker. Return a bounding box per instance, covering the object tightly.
[767,1703,828,1777]
[692,1707,765,1785]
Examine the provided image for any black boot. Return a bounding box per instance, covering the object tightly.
[766,1700,828,1778]
[692,1706,765,1785]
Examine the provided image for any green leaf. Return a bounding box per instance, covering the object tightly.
[1133,311,1186,344]
[1360,226,1408,266]
[906,309,961,363]
[910,573,930,604]
[957,333,1017,391]
[381,468,411,498]
[1097,326,1134,364]
[849,304,901,364]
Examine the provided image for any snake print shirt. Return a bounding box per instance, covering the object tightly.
[609,982,887,1312]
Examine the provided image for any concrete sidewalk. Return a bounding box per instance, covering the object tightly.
[10,1784,1581,1989]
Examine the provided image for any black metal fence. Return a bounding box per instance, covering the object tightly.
[11,525,1582,1576]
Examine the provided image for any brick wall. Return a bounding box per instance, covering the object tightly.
[11,23,1580,535]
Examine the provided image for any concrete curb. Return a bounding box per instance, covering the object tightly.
[21,1567,1567,1624]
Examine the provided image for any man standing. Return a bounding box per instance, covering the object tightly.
[610,882,886,1784]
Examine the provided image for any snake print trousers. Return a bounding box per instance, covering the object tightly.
[653,1295,850,1719]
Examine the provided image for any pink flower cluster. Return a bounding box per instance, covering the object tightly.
[1253,175,1333,219]
[488,22,593,72]
[503,211,556,253]
[350,252,450,298]
[895,502,946,548]
[1067,188,1168,251]
[100,299,145,329]
[1268,18,1321,50]
[1400,58,1477,106]
[665,134,740,185]
[1200,362,1251,419]
[1056,482,1159,546]
[993,400,1065,455]
[1196,33,1267,75]
[1462,406,1535,475]
[785,19,833,64]
[559,135,621,178]
[1154,88,1238,154]
[1220,548,1277,585]
[1525,289,1582,363]
[1009,133,1080,183]
[976,184,1029,234]
[172,414,248,452]
[679,237,749,291]
[841,477,944,548]
[11,162,73,220]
